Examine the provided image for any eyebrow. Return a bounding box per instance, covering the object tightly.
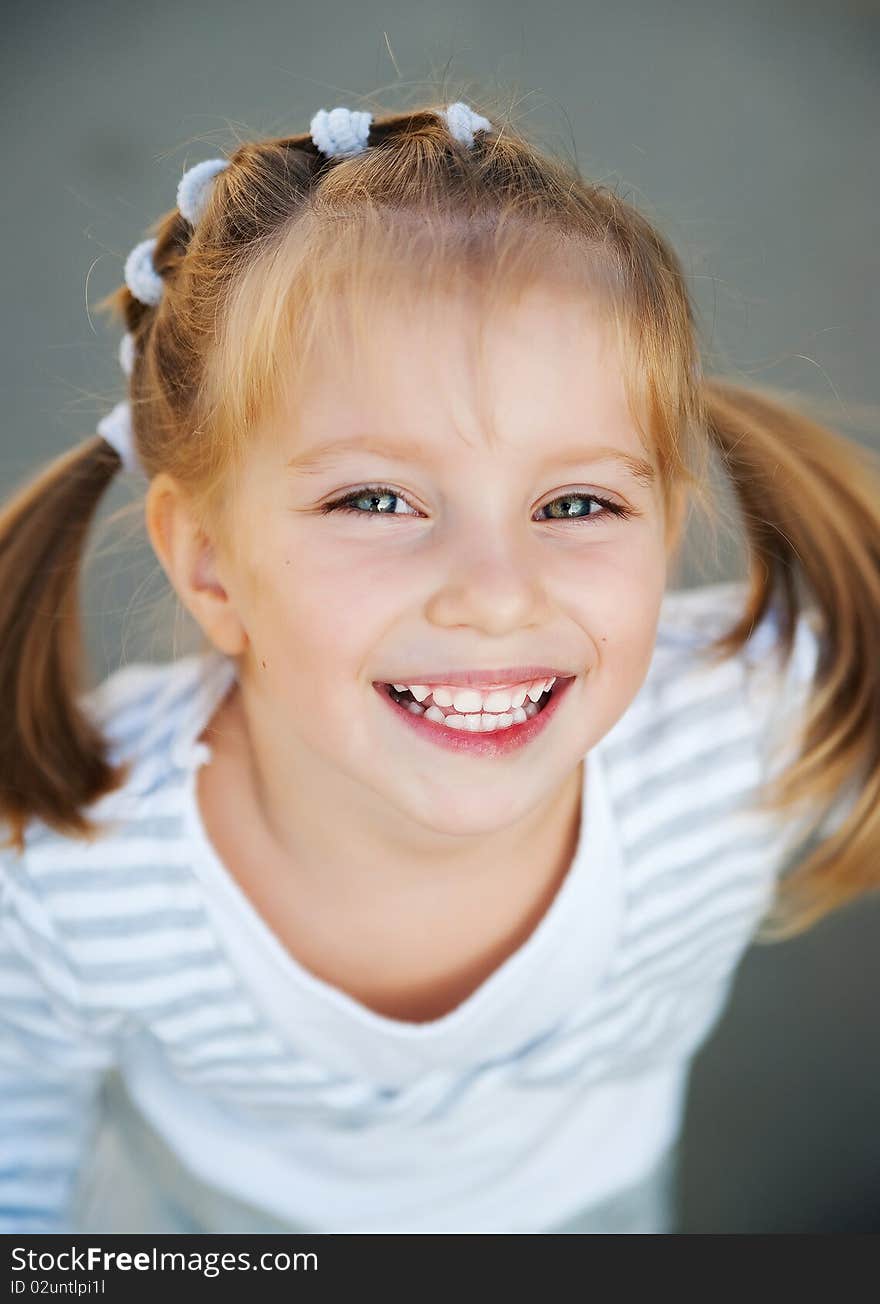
[287,436,657,488]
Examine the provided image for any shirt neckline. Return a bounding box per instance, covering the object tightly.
[172,647,623,1064]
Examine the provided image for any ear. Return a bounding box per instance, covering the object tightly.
[145,472,248,657]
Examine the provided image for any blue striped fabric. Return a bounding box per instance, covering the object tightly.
[0,581,830,1233]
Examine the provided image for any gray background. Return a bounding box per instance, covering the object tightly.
[2,0,878,1232]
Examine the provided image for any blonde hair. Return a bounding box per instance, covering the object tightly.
[1,89,878,942]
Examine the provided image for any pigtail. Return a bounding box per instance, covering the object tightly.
[698,376,880,938]
[0,199,186,856]
[0,140,287,857]
[0,194,195,855]
[0,436,134,854]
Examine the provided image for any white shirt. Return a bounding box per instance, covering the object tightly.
[0,581,842,1233]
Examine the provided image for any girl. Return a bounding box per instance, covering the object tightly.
[0,96,877,1236]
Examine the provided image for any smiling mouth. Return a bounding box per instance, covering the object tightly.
[380,680,560,730]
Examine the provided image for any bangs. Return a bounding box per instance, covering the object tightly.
[199,189,713,531]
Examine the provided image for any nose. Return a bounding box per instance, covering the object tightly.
[424,529,552,634]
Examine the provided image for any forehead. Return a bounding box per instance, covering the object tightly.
[275,285,652,474]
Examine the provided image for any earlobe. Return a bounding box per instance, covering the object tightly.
[144,473,248,657]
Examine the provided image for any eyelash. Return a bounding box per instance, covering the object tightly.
[319,484,634,527]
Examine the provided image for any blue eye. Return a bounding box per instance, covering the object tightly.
[535,492,632,524]
[319,485,633,525]
[320,487,419,518]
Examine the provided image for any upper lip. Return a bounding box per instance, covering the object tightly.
[376,667,576,688]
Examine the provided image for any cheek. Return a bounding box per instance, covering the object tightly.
[564,542,664,687]
[247,544,398,673]
[596,582,664,708]
[603,579,664,670]
[565,532,665,626]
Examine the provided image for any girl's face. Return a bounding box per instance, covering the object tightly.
[216,287,677,839]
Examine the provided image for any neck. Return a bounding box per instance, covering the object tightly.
[200,679,586,907]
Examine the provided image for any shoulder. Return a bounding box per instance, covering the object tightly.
[655,578,762,662]
[0,650,238,1024]
[78,650,204,759]
[596,581,825,895]
[2,651,234,1009]
[6,644,230,876]
[657,580,823,738]
[75,648,234,802]
[1,652,203,895]
[654,578,820,689]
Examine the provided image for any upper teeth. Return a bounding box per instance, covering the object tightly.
[390,677,556,714]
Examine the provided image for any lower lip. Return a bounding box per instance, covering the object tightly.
[372,676,576,757]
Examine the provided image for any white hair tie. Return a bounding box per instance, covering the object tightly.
[109,156,229,465]
[124,237,163,307]
[310,107,373,158]
[105,110,490,472]
[177,157,229,225]
[118,331,135,377]
[442,101,492,147]
[97,399,140,475]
